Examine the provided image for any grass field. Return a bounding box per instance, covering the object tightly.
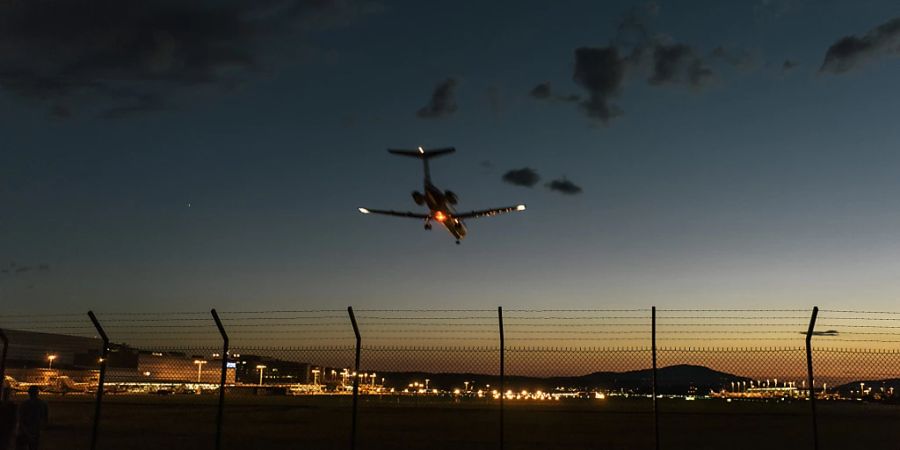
[23,393,900,449]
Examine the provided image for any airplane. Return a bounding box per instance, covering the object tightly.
[358,147,526,244]
[3,375,50,393]
[45,375,94,395]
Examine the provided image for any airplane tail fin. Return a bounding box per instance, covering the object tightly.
[387,147,455,181]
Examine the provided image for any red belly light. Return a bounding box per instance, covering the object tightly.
[434,211,447,222]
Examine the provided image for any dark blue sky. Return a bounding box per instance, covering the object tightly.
[2,0,900,312]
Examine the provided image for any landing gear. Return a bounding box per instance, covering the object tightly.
[424,223,432,230]
[455,240,460,245]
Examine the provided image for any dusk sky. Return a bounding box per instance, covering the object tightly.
[3,0,900,313]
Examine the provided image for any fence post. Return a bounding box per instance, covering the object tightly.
[805,306,819,450]
[0,328,8,402]
[348,306,361,450]
[498,306,505,450]
[652,306,659,450]
[88,311,110,450]
[211,309,229,450]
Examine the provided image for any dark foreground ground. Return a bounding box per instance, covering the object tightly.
[20,394,900,450]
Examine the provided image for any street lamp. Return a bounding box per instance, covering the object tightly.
[371,373,376,388]
[257,365,267,386]
[312,369,320,385]
[194,360,207,383]
[425,379,430,391]
[47,355,58,370]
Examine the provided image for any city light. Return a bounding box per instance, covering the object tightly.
[256,365,267,386]
[193,360,207,383]
[47,354,57,370]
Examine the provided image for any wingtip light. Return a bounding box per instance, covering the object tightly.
[516,204,527,211]
[358,207,370,214]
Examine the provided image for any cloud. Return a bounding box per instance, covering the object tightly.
[502,168,541,187]
[545,178,583,195]
[0,0,379,117]
[820,17,900,73]
[807,330,839,337]
[650,44,713,87]
[529,81,580,102]
[710,46,758,71]
[573,47,627,122]
[530,82,552,99]
[416,78,459,119]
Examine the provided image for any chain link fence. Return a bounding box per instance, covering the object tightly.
[2,307,900,450]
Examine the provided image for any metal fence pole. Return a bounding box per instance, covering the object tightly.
[211,309,229,450]
[498,306,505,450]
[88,311,110,450]
[0,328,8,403]
[805,306,819,450]
[348,306,361,450]
[652,306,659,450]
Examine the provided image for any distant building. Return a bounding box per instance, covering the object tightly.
[2,329,101,370]
[232,354,311,385]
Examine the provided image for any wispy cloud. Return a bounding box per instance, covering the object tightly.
[416,78,459,119]
[0,0,380,117]
[545,178,583,195]
[820,17,900,74]
[502,168,541,187]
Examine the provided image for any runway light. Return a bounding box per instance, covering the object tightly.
[515,204,526,211]
[358,208,370,214]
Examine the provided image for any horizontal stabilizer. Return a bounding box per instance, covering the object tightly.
[388,147,455,159]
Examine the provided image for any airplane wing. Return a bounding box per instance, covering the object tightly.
[358,208,429,219]
[454,204,526,219]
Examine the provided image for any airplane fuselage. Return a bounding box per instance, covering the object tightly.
[421,180,467,242]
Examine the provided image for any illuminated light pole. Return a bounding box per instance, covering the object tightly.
[194,360,207,383]
[311,369,320,386]
[371,373,376,388]
[257,365,267,386]
[425,379,430,391]
[47,354,58,370]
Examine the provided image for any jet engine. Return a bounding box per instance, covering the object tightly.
[445,190,458,205]
[412,191,425,205]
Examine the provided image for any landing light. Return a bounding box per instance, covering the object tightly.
[516,204,526,211]
[434,211,447,222]
[358,208,370,214]
[418,146,424,154]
